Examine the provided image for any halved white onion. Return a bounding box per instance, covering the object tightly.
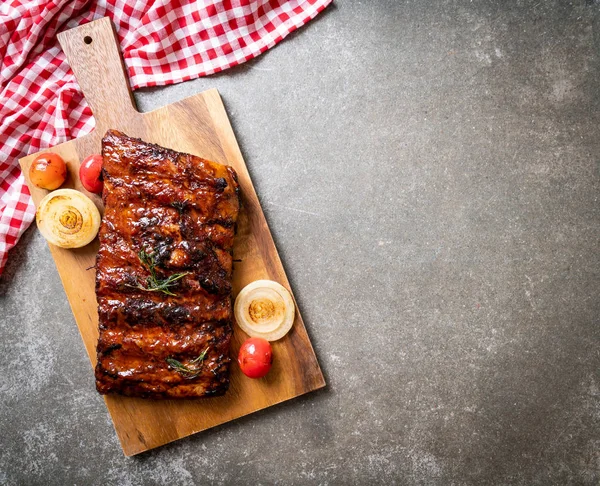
[234,280,295,341]
[36,189,101,248]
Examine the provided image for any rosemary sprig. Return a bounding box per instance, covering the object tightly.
[132,250,189,296]
[166,348,209,378]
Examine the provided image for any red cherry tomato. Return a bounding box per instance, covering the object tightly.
[238,337,273,379]
[29,153,67,190]
[79,154,103,194]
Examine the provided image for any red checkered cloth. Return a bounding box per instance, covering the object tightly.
[0,0,331,277]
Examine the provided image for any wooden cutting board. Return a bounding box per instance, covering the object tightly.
[18,17,324,456]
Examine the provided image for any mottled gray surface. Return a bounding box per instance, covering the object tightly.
[1,1,599,485]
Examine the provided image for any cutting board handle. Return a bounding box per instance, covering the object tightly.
[58,17,138,132]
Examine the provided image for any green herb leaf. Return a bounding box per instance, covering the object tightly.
[189,347,209,365]
[129,250,189,296]
[166,348,209,378]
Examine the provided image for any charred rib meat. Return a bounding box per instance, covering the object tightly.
[95,130,240,399]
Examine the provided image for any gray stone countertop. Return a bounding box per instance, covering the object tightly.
[1,1,599,484]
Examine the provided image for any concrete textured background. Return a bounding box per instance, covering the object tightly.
[1,1,599,484]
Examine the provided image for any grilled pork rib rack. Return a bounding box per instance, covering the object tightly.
[95,130,240,398]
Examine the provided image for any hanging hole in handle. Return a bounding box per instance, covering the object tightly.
[84,36,92,45]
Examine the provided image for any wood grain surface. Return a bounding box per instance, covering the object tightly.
[18,17,324,456]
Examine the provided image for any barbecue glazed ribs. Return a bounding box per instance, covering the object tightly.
[95,130,240,398]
